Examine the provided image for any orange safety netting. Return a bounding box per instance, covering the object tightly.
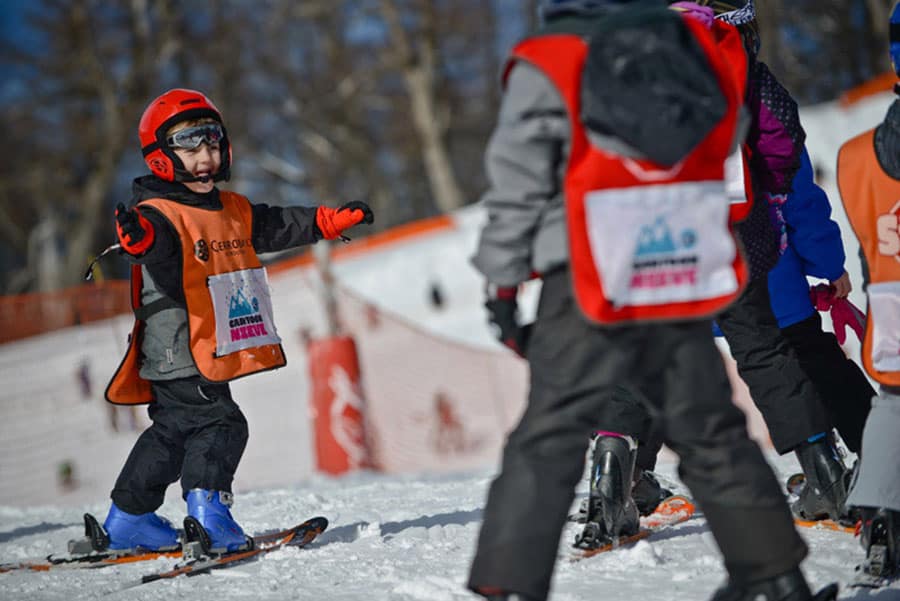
[0,281,131,344]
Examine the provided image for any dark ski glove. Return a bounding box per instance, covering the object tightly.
[115,202,155,256]
[485,286,531,358]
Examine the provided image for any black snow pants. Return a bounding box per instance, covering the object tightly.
[779,312,874,454]
[715,278,831,453]
[630,283,873,470]
[110,376,249,515]
[468,269,806,601]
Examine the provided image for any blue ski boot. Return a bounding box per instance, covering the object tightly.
[185,489,251,553]
[102,502,180,551]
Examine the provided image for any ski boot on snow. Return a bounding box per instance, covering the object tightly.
[184,489,252,556]
[571,466,673,522]
[709,568,838,601]
[858,508,900,581]
[574,435,640,549]
[791,433,850,523]
[99,502,180,551]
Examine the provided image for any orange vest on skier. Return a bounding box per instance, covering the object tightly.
[506,17,749,324]
[106,191,286,405]
[838,128,900,387]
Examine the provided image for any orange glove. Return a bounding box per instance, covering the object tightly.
[115,202,155,256]
[315,201,374,240]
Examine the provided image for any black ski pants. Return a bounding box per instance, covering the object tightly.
[111,377,249,515]
[715,278,831,453]
[780,312,874,454]
[635,280,850,466]
[468,269,806,601]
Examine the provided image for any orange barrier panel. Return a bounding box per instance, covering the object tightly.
[839,71,896,107]
[0,281,130,344]
[307,335,371,474]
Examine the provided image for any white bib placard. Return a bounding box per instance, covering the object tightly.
[724,148,748,206]
[584,181,739,307]
[207,268,281,357]
[867,281,900,373]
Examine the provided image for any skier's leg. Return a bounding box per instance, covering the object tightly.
[110,382,187,514]
[780,312,874,454]
[654,320,808,586]
[106,379,189,549]
[179,380,249,494]
[719,282,851,520]
[716,278,831,454]
[177,379,250,552]
[847,389,900,513]
[597,383,671,517]
[468,269,641,601]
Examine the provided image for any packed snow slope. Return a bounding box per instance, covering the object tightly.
[0,92,896,600]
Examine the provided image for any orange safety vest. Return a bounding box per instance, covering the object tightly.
[106,191,286,405]
[838,128,900,387]
[507,17,749,324]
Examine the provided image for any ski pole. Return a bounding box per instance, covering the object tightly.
[84,243,121,281]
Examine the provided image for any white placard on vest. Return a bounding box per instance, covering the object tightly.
[584,180,739,307]
[867,281,900,373]
[208,267,282,357]
[724,148,748,206]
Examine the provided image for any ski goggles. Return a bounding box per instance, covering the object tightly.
[166,123,224,150]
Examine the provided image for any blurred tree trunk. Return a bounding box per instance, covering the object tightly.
[379,0,464,213]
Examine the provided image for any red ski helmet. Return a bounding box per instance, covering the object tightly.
[138,88,231,183]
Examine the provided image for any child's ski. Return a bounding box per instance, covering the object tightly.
[0,513,183,573]
[569,495,696,561]
[793,518,857,534]
[113,516,327,592]
[0,514,326,574]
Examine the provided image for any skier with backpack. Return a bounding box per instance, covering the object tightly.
[571,0,872,536]
[467,1,837,599]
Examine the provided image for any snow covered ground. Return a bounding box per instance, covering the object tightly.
[0,453,877,601]
[0,91,897,600]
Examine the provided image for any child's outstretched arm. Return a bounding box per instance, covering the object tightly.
[250,201,374,253]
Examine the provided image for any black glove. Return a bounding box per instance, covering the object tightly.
[485,286,530,358]
[338,200,374,224]
[115,202,155,255]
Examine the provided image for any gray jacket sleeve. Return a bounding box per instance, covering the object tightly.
[471,61,570,287]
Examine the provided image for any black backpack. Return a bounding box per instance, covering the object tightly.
[545,2,729,167]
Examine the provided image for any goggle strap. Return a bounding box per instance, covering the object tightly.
[141,141,162,157]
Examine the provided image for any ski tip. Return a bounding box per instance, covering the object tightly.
[294,516,328,544]
[305,516,329,530]
[655,495,696,516]
[793,518,856,534]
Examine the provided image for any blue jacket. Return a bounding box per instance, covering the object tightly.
[766,148,846,328]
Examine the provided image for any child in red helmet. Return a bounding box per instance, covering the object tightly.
[100,88,373,553]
